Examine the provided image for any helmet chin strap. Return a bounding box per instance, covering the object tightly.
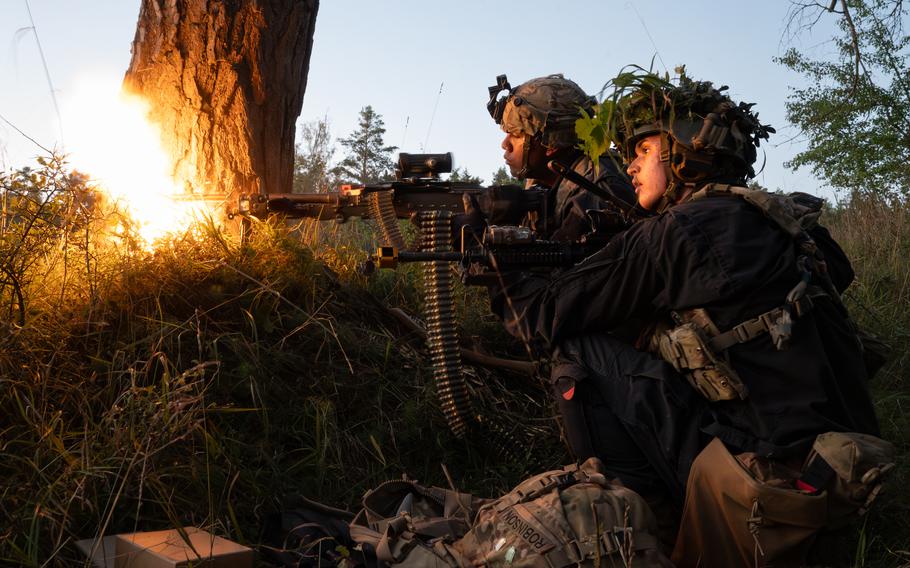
[653,133,705,213]
[515,133,533,179]
[654,132,681,213]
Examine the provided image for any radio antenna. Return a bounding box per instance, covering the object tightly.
[400,115,410,149]
[626,2,668,74]
[422,82,444,152]
[23,0,64,145]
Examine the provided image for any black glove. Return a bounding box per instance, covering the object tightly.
[452,193,488,249]
[586,208,630,235]
[476,184,530,226]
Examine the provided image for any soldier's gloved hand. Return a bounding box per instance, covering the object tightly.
[452,193,488,249]
[548,206,628,243]
[586,208,630,235]
[476,184,529,225]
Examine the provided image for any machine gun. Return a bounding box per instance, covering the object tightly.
[234,152,548,251]
[234,152,627,442]
[234,152,554,439]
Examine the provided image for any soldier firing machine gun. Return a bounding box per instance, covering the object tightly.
[235,152,637,439]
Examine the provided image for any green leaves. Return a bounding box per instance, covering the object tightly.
[778,0,910,198]
[574,66,676,166]
[575,103,614,169]
[574,64,678,166]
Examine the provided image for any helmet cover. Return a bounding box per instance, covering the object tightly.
[496,74,596,149]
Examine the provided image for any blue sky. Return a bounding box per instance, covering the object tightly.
[0,1,843,196]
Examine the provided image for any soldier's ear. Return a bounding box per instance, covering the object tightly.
[545,147,560,157]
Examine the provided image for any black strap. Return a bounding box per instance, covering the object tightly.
[708,296,814,352]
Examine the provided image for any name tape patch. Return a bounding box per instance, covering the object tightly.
[500,507,553,552]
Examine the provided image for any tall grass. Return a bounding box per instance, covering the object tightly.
[0,158,561,566]
[823,196,910,567]
[2,157,908,566]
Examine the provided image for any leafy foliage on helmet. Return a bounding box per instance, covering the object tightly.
[577,66,775,179]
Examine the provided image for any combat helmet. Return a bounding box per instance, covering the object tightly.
[582,66,775,211]
[488,74,595,176]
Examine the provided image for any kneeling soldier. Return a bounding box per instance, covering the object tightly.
[487,68,893,566]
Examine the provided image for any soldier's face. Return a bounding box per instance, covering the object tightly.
[627,135,668,210]
[501,132,549,179]
[501,132,528,178]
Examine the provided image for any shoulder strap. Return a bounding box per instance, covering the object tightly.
[491,459,610,513]
[690,184,802,237]
[690,184,857,349]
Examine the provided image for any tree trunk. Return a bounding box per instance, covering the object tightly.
[123,0,318,210]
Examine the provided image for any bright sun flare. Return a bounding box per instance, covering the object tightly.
[62,75,212,246]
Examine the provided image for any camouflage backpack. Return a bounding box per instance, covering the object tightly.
[349,458,671,567]
[455,458,671,567]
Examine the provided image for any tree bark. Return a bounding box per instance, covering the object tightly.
[123,0,318,209]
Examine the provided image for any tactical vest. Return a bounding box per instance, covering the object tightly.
[649,184,882,402]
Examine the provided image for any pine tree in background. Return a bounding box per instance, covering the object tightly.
[448,167,483,184]
[491,166,521,186]
[336,106,398,184]
[293,116,337,193]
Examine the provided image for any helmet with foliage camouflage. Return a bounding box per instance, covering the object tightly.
[488,74,596,150]
[577,66,775,206]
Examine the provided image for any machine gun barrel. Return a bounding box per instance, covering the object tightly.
[236,192,366,221]
[237,183,545,224]
[372,238,602,271]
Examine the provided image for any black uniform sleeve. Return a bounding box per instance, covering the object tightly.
[489,219,666,350]
[548,192,600,242]
[548,155,634,242]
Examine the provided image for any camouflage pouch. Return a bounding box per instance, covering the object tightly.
[802,431,895,528]
[454,458,672,567]
[651,309,748,402]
